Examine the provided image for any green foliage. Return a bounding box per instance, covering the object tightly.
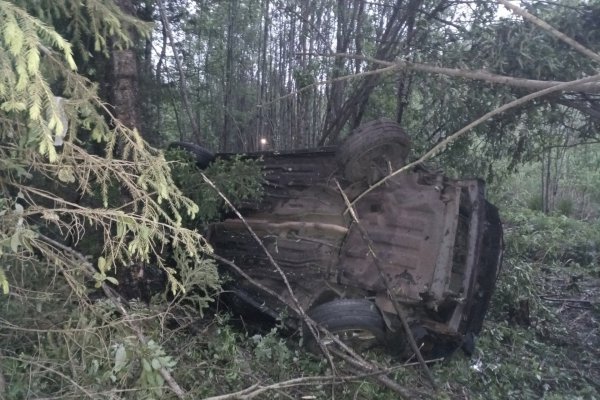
[3,1,600,399]
[490,143,600,221]
[433,322,598,399]
[430,201,600,399]
[504,207,600,266]
[527,194,543,212]
[166,150,264,223]
[9,0,152,57]
[0,0,213,294]
[170,316,330,398]
[556,197,574,217]
[1,259,190,399]
[0,2,222,397]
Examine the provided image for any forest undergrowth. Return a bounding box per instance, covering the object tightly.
[2,186,599,399]
[1,149,600,399]
[183,204,600,400]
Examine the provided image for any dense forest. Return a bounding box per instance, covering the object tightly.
[1,0,599,398]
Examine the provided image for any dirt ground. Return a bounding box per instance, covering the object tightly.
[540,265,600,389]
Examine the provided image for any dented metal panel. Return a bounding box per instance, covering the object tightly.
[337,171,460,303]
[210,143,503,350]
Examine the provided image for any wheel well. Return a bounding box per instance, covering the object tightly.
[310,290,340,309]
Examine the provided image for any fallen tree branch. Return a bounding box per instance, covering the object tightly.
[209,253,297,311]
[497,0,600,64]
[540,296,593,306]
[334,180,437,389]
[201,366,430,400]
[200,173,337,373]
[347,72,600,210]
[325,53,600,94]
[34,234,186,399]
[201,174,423,399]
[329,348,432,399]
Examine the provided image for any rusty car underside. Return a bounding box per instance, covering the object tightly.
[205,119,503,355]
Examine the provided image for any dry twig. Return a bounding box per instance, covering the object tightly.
[200,173,338,372]
[326,53,600,93]
[334,180,436,389]
[34,234,186,399]
[201,173,423,399]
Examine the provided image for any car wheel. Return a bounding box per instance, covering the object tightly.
[168,141,215,169]
[336,118,411,183]
[306,299,387,353]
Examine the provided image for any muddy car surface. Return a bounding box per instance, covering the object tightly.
[191,119,503,355]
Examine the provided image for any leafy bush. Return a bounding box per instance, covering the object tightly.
[166,150,264,223]
[503,207,600,266]
[433,322,598,399]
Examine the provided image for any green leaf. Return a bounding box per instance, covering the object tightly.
[0,270,9,295]
[142,358,152,372]
[97,256,107,273]
[151,358,161,370]
[113,344,127,373]
[10,231,21,252]
[105,276,118,285]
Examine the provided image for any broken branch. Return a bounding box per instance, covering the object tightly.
[34,234,187,399]
[335,180,437,389]
[347,72,600,210]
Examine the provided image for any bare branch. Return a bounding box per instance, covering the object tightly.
[330,53,600,93]
[201,366,432,400]
[199,173,337,372]
[329,348,432,399]
[34,234,187,399]
[201,174,424,400]
[347,73,600,209]
[334,180,437,389]
[497,0,600,64]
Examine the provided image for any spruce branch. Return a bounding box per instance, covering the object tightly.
[35,233,187,399]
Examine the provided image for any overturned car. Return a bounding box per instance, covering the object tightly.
[184,119,503,355]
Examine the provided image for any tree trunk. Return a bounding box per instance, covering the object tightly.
[157,0,201,142]
[222,0,238,151]
[110,0,140,132]
[111,47,140,131]
[320,0,424,145]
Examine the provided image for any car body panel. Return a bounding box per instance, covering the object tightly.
[209,143,503,349]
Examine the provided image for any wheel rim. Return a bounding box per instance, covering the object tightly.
[321,329,380,352]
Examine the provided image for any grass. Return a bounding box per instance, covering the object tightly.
[2,206,599,399]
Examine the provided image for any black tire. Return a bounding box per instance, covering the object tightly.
[336,118,411,183]
[306,299,387,352]
[168,141,215,169]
